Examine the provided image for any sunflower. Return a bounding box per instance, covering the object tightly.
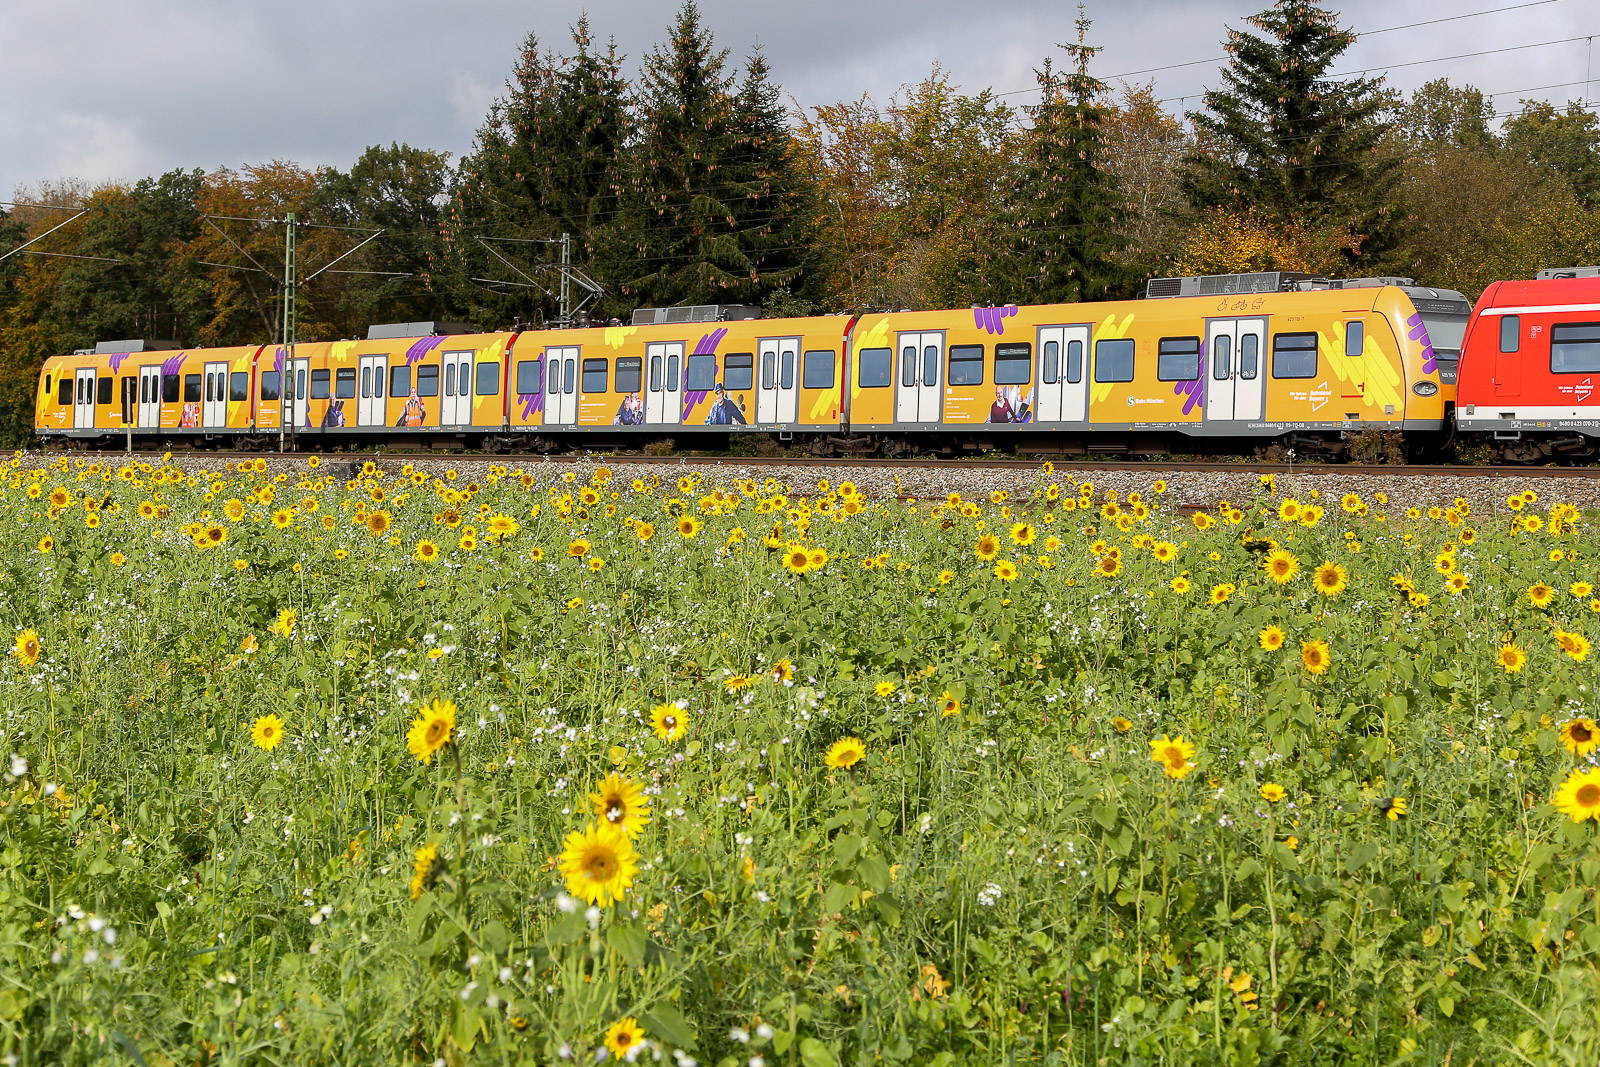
[1262,549,1299,584]
[782,542,811,574]
[1010,522,1036,546]
[1300,639,1331,675]
[1556,629,1592,662]
[1207,583,1235,606]
[1340,493,1362,513]
[724,673,753,693]
[487,514,519,537]
[1445,572,1469,595]
[1260,783,1286,803]
[414,539,440,563]
[604,1018,646,1059]
[48,486,70,508]
[1149,734,1195,780]
[1311,561,1348,596]
[270,608,296,639]
[409,842,442,900]
[648,702,688,742]
[1192,512,1216,530]
[825,736,867,769]
[807,547,829,570]
[458,533,477,551]
[1258,625,1286,651]
[1574,581,1595,599]
[405,699,457,764]
[1170,575,1192,594]
[1529,583,1556,609]
[1111,715,1132,733]
[250,713,286,751]
[994,560,1019,581]
[1277,499,1301,523]
[271,508,295,529]
[559,822,639,907]
[1094,555,1122,578]
[224,498,246,521]
[677,517,702,539]
[36,536,53,554]
[1496,642,1528,672]
[974,534,1001,561]
[937,569,955,585]
[1379,797,1407,821]
[1554,768,1600,822]
[365,510,392,537]
[1152,540,1177,562]
[631,521,655,542]
[13,628,41,667]
[590,773,651,836]
[938,692,962,717]
[1560,717,1600,755]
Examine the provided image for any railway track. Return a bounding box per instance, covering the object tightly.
[35,450,1600,479]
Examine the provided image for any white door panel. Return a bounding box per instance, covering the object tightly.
[895,331,942,424]
[645,342,683,425]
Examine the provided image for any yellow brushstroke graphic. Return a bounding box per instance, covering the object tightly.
[1090,313,1136,404]
[1323,324,1403,417]
[808,385,841,421]
[604,326,637,349]
[330,340,358,364]
[849,319,891,402]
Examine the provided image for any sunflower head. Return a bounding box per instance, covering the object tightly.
[251,713,286,752]
[648,702,688,742]
[1258,625,1286,651]
[1300,639,1331,675]
[1496,642,1527,673]
[1311,561,1348,596]
[590,773,651,836]
[13,628,41,667]
[1555,768,1600,822]
[1560,717,1600,755]
[825,736,867,769]
[406,699,458,765]
[559,822,639,907]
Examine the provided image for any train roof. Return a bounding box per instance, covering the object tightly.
[1478,274,1600,309]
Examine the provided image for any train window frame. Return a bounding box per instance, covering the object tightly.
[1212,335,1232,380]
[780,349,795,390]
[310,369,331,400]
[390,366,411,398]
[416,365,440,397]
[580,357,608,394]
[335,368,357,399]
[515,360,541,395]
[857,347,892,388]
[1042,341,1059,385]
[475,361,501,396]
[230,371,248,402]
[948,344,985,386]
[1240,335,1259,379]
[183,374,202,403]
[260,372,280,402]
[56,377,71,405]
[615,356,642,394]
[1550,322,1600,374]
[1345,320,1364,357]
[1156,337,1201,382]
[1066,340,1083,384]
[97,376,113,405]
[163,374,180,403]
[1500,315,1520,353]
[1094,339,1135,383]
[994,342,1032,385]
[44,374,52,398]
[802,350,835,389]
[686,354,716,392]
[725,353,754,391]
[760,350,776,391]
[1270,332,1319,380]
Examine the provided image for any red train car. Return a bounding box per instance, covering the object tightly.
[1457,267,1600,462]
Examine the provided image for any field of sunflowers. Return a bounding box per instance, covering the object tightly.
[5,453,1600,1065]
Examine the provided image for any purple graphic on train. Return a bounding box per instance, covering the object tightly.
[974,306,1018,336]
[1174,375,1204,416]
[681,327,729,420]
[1405,313,1438,376]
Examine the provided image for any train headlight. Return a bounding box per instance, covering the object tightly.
[1412,381,1439,397]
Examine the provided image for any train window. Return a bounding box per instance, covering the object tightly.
[515,360,541,395]
[204,373,215,403]
[686,354,715,391]
[230,371,248,401]
[1345,321,1364,357]
[922,346,939,386]
[443,362,456,396]
[374,367,384,399]
[1156,337,1200,381]
[581,358,608,394]
[761,351,776,391]
[1551,323,1600,374]
[260,372,280,402]
[803,350,835,389]
[360,366,372,398]
[1499,315,1520,353]
[184,374,201,403]
[649,355,661,391]
[948,344,985,385]
[615,356,642,394]
[665,352,678,391]
[1240,335,1259,379]
[780,350,795,390]
[1094,339,1135,383]
[97,376,112,405]
[1212,335,1231,380]
[44,374,51,397]
[335,368,356,399]
[58,378,72,405]
[994,343,1031,385]
[858,347,892,388]
[163,374,180,403]
[549,359,561,394]
[1042,341,1059,385]
[1271,333,1318,379]
[310,370,331,400]
[390,366,411,398]
[563,359,576,394]
[417,365,440,397]
[475,362,500,396]
[725,353,754,391]
[901,347,916,387]
[1066,340,1083,383]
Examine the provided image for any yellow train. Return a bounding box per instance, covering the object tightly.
[35,272,1469,457]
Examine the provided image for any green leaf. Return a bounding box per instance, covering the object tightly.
[1092,803,1118,830]
[607,918,648,968]
[857,855,891,893]
[823,880,856,914]
[1437,996,1455,1018]
[642,1003,696,1049]
[1440,886,1465,912]
[481,919,510,955]
[800,1037,839,1067]
[1345,842,1380,874]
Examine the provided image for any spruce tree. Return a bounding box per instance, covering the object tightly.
[1180,0,1399,266]
[991,12,1127,304]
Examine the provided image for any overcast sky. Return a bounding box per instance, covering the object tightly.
[2,0,1597,202]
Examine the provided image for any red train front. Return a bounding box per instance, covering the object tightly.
[1457,267,1600,463]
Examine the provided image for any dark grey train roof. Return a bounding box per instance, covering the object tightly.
[1145,272,1469,314]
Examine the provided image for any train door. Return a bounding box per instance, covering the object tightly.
[1035,325,1090,422]
[73,368,96,429]
[1205,318,1266,422]
[283,357,309,429]
[895,331,943,424]
[202,361,228,428]
[645,342,683,425]
[139,366,161,427]
[757,337,800,424]
[544,347,578,426]
[358,354,387,426]
[1494,314,1521,397]
[441,351,472,426]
